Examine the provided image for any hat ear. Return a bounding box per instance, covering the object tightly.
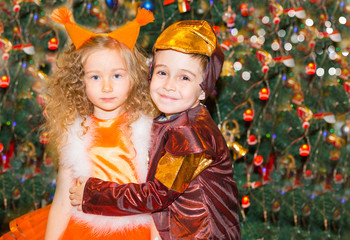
[108,8,154,51]
[51,7,96,49]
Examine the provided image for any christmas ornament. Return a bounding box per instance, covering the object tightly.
[105,0,118,9]
[140,0,155,12]
[242,196,250,208]
[273,55,295,67]
[292,92,304,105]
[240,4,248,16]
[220,40,231,51]
[272,200,280,212]
[339,68,349,81]
[178,0,190,13]
[340,120,350,141]
[296,106,313,121]
[327,134,345,148]
[334,174,343,184]
[13,2,20,12]
[48,38,59,50]
[2,51,9,60]
[12,188,20,200]
[329,150,340,161]
[299,144,310,156]
[256,50,272,73]
[231,142,248,160]
[333,208,341,221]
[0,75,10,88]
[243,109,254,121]
[304,169,313,180]
[269,1,283,24]
[12,26,21,37]
[0,143,3,152]
[222,6,236,28]
[294,7,306,19]
[247,135,257,145]
[254,155,263,166]
[321,30,342,42]
[302,119,309,129]
[40,132,50,144]
[306,63,316,75]
[44,157,53,167]
[259,88,269,100]
[220,60,234,76]
[286,78,301,91]
[302,204,310,216]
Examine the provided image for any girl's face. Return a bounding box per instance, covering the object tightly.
[83,48,131,119]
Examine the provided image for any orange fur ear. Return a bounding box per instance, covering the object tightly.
[51,7,74,25]
[135,8,155,26]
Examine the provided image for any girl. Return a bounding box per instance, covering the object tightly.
[2,7,158,240]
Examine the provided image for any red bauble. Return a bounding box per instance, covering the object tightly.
[40,132,50,144]
[272,200,280,212]
[247,135,257,145]
[2,51,9,60]
[0,143,3,152]
[243,109,254,121]
[13,2,20,12]
[262,64,269,73]
[306,63,316,75]
[299,144,310,156]
[0,75,10,88]
[304,169,313,179]
[48,37,59,50]
[254,155,264,166]
[240,4,248,16]
[259,88,269,100]
[242,196,250,208]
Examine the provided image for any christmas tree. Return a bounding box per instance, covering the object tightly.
[0,0,349,239]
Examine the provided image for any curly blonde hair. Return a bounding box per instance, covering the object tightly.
[44,36,158,150]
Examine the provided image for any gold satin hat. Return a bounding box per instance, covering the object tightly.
[154,20,216,56]
[153,20,224,97]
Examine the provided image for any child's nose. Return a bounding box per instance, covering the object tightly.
[163,78,175,91]
[102,79,113,92]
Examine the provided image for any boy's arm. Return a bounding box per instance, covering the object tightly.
[81,152,212,216]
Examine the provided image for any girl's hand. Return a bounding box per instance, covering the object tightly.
[69,176,89,211]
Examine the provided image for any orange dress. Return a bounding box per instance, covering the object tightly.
[1,113,152,240]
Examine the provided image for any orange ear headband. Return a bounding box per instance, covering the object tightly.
[51,7,154,51]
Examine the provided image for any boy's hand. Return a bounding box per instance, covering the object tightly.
[69,176,89,211]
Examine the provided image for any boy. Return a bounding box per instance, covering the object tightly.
[70,20,241,239]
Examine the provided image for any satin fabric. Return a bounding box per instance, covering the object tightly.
[83,105,241,239]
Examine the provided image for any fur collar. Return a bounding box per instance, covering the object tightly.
[59,114,153,232]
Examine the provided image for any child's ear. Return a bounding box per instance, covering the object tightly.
[199,90,206,101]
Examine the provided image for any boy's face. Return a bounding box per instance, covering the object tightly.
[150,50,206,119]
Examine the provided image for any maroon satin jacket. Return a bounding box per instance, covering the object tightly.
[83,104,241,239]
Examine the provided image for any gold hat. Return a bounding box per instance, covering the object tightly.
[153,20,224,97]
[154,20,217,57]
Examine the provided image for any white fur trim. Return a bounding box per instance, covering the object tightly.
[59,115,153,232]
[59,117,91,178]
[130,114,153,182]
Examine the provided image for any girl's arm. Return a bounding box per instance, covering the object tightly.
[45,165,74,240]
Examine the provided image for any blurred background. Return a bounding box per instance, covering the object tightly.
[0,0,349,238]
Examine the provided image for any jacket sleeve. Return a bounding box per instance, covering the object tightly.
[82,153,213,216]
[82,176,180,216]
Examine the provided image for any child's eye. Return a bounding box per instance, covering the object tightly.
[91,75,100,80]
[113,74,121,79]
[157,71,167,76]
[180,76,190,81]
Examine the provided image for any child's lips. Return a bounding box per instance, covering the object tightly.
[159,94,177,100]
[101,97,116,101]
